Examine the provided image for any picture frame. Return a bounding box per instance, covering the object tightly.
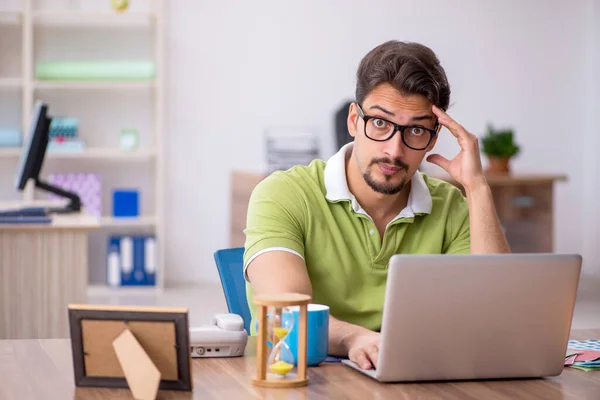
[68,304,193,392]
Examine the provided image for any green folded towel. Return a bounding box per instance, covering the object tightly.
[35,61,155,81]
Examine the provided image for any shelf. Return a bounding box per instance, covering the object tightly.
[0,147,156,160]
[0,78,22,89]
[47,147,157,160]
[0,148,20,157]
[99,216,156,228]
[34,80,155,90]
[0,11,21,25]
[32,11,155,27]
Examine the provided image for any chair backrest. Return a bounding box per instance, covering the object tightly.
[213,247,251,334]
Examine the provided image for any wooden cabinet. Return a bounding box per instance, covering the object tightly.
[230,170,566,253]
[230,171,266,249]
[0,207,99,339]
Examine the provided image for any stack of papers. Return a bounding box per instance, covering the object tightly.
[565,340,600,371]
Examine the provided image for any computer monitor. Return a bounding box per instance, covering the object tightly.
[14,101,81,213]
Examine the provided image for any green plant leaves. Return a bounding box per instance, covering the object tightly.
[481,124,520,158]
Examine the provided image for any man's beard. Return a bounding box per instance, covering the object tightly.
[363,157,409,195]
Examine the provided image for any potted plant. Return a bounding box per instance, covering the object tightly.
[481,123,520,175]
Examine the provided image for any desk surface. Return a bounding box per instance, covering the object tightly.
[1,329,600,400]
[0,200,99,230]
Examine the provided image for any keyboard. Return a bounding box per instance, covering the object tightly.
[0,207,51,224]
[0,207,47,217]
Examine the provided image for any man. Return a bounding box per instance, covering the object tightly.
[243,40,510,371]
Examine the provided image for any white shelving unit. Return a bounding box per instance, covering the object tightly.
[0,0,165,291]
[0,78,22,88]
[99,215,157,228]
[0,147,157,159]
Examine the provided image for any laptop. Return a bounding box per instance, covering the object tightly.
[342,253,582,382]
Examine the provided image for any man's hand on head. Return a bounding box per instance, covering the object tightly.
[344,330,381,370]
[426,104,511,254]
[426,105,488,193]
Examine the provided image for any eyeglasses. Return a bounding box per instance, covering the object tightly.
[355,103,438,151]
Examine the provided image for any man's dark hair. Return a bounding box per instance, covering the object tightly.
[355,40,450,111]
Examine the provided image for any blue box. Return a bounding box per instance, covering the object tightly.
[112,189,139,217]
[107,235,156,286]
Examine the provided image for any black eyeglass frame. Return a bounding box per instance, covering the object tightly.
[355,103,439,151]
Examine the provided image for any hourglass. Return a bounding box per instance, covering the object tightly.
[252,293,311,388]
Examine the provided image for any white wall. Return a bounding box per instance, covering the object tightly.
[583,0,600,276]
[164,0,597,284]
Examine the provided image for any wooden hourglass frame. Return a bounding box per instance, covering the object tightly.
[252,293,311,388]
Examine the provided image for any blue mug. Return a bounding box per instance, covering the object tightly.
[281,304,329,367]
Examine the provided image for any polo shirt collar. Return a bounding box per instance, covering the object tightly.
[324,143,432,218]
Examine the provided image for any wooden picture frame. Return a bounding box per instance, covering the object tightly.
[68,304,193,392]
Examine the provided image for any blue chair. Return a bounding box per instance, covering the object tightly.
[213,247,251,334]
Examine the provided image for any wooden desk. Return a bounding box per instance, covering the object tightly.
[0,204,98,339]
[1,329,599,399]
[231,170,566,253]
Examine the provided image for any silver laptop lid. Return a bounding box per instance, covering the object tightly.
[376,254,581,382]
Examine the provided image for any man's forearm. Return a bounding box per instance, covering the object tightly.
[465,181,511,254]
[328,315,375,356]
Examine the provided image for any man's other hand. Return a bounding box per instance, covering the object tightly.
[346,331,381,370]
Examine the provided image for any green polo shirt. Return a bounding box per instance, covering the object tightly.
[243,144,470,334]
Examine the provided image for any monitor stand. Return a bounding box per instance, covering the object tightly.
[35,179,82,214]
